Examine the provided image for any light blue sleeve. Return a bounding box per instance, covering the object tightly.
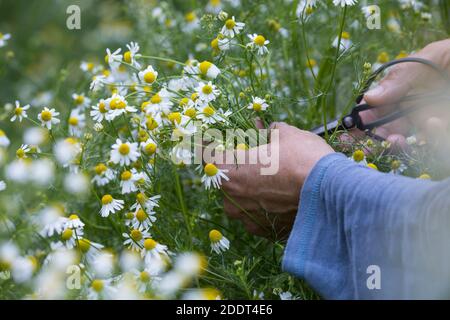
[282,153,450,299]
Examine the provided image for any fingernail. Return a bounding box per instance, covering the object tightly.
[365,86,384,97]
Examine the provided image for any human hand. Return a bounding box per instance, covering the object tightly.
[361,39,450,149]
[219,122,334,240]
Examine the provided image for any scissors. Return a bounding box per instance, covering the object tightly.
[311,57,450,140]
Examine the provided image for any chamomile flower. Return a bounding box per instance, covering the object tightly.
[16,144,30,159]
[110,139,140,166]
[196,81,220,102]
[141,138,158,156]
[91,163,115,187]
[88,278,116,300]
[129,207,156,229]
[184,11,200,32]
[350,149,367,165]
[333,0,357,7]
[198,61,221,79]
[90,99,109,122]
[90,75,106,92]
[247,96,269,112]
[60,226,84,249]
[131,192,161,213]
[123,226,151,251]
[107,93,137,119]
[124,41,141,68]
[141,238,169,263]
[201,163,229,189]
[68,109,86,137]
[138,65,158,84]
[209,229,230,254]
[221,16,245,38]
[76,238,104,263]
[120,168,144,194]
[389,160,407,175]
[145,89,173,116]
[105,48,122,69]
[64,214,85,230]
[100,194,124,217]
[0,32,11,47]
[37,205,68,237]
[0,129,10,147]
[10,101,30,122]
[72,93,91,110]
[197,105,231,125]
[247,34,270,55]
[332,31,352,51]
[80,61,98,73]
[38,107,60,130]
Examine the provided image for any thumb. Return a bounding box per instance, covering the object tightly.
[364,66,413,107]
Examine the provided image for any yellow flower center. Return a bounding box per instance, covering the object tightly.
[144,71,156,84]
[14,107,23,116]
[68,117,78,126]
[86,62,94,71]
[203,105,215,117]
[118,143,130,155]
[168,112,182,124]
[95,163,107,175]
[236,143,248,150]
[16,148,25,158]
[137,192,146,204]
[185,12,196,22]
[352,150,364,162]
[191,92,199,101]
[124,51,132,63]
[145,143,157,155]
[140,271,150,282]
[74,95,84,105]
[307,59,317,68]
[121,170,132,181]
[225,19,236,30]
[391,160,401,170]
[40,110,52,122]
[252,103,262,111]
[109,97,121,110]
[179,97,189,107]
[204,163,218,176]
[144,238,157,250]
[69,214,79,220]
[211,38,219,50]
[150,93,162,104]
[377,52,389,63]
[419,173,431,179]
[341,31,350,40]
[146,117,158,130]
[185,108,196,118]
[130,229,142,241]
[253,35,266,46]
[209,229,223,242]
[202,85,213,95]
[78,238,91,253]
[367,163,378,170]
[136,209,147,222]
[61,229,73,241]
[101,194,113,205]
[98,102,107,113]
[199,61,212,75]
[91,279,104,292]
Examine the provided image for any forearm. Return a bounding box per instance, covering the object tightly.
[283,153,450,299]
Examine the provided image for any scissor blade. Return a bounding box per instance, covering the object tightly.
[311,119,342,136]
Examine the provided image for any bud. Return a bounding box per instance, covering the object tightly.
[363,62,372,75]
[84,133,93,141]
[93,123,104,132]
[218,11,228,21]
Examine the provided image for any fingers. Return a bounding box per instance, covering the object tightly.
[364,64,414,108]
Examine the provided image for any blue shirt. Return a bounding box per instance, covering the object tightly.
[283,153,450,299]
